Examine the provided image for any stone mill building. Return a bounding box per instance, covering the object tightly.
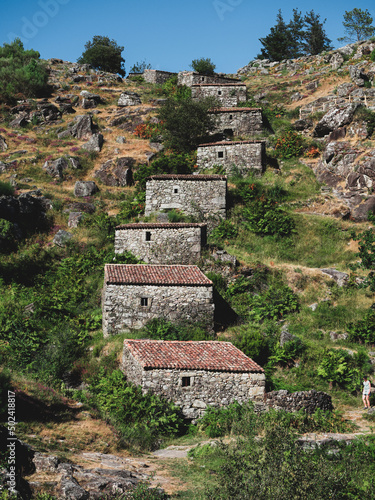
[102,264,214,336]
[197,140,266,176]
[144,174,227,223]
[121,339,266,420]
[191,83,247,107]
[209,107,263,137]
[114,222,207,264]
[177,71,242,87]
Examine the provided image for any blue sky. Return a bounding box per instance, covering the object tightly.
[1,0,375,74]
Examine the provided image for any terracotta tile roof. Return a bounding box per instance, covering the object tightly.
[147,174,227,181]
[124,340,264,373]
[210,107,262,113]
[105,264,213,286]
[191,83,246,87]
[198,140,265,147]
[116,223,207,230]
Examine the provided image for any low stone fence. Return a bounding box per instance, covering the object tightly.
[265,389,334,414]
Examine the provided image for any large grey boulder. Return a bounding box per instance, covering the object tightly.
[321,268,349,287]
[93,157,134,186]
[74,181,99,197]
[117,92,141,106]
[53,230,73,247]
[82,133,103,152]
[314,103,360,137]
[0,135,7,151]
[351,196,375,221]
[349,64,367,86]
[58,115,95,140]
[330,53,344,70]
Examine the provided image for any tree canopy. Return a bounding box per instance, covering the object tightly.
[338,8,375,43]
[158,96,218,152]
[77,35,125,77]
[258,9,332,61]
[190,58,216,75]
[0,39,49,104]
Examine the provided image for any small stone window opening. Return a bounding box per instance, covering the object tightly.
[218,90,222,96]
[201,77,205,82]
[145,231,151,242]
[174,188,179,194]
[182,376,191,387]
[140,297,148,307]
[229,114,233,120]
[218,151,224,158]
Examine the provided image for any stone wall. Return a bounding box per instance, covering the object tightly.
[143,69,177,84]
[265,389,334,414]
[144,176,227,226]
[103,283,214,336]
[197,140,266,176]
[115,223,207,264]
[121,354,266,420]
[191,84,247,107]
[178,71,241,87]
[210,108,263,136]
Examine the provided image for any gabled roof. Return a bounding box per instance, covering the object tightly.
[124,339,264,373]
[147,174,227,181]
[115,223,207,230]
[198,140,265,147]
[105,264,212,286]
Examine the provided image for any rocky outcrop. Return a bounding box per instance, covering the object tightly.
[0,193,48,235]
[93,157,134,186]
[53,230,73,247]
[58,115,96,140]
[82,133,103,152]
[321,268,349,287]
[0,134,7,151]
[42,156,80,179]
[117,92,141,106]
[314,103,360,137]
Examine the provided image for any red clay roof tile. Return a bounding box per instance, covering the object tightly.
[105,264,212,286]
[147,174,227,181]
[198,140,265,147]
[124,339,264,372]
[115,223,207,230]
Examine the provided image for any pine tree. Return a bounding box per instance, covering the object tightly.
[258,10,297,61]
[303,10,333,55]
[338,8,375,43]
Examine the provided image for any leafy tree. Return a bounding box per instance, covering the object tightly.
[190,57,216,75]
[303,10,333,55]
[77,35,125,76]
[130,59,151,73]
[0,39,49,104]
[259,9,332,60]
[338,8,375,43]
[158,96,218,152]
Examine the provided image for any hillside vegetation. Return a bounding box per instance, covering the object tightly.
[1,39,375,498]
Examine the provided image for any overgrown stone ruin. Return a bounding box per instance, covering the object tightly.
[143,69,177,84]
[265,389,334,414]
[209,107,263,137]
[178,71,241,87]
[197,140,266,176]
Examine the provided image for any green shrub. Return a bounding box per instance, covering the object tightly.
[274,130,304,159]
[210,220,238,241]
[88,369,184,450]
[243,198,295,237]
[197,401,252,437]
[0,181,15,196]
[190,57,216,75]
[348,309,375,344]
[233,326,270,365]
[141,318,209,341]
[268,338,305,367]
[353,106,375,136]
[371,48,375,62]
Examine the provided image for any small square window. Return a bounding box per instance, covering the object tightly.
[182,376,191,387]
[218,151,224,158]
[218,90,222,96]
[140,297,148,307]
[201,77,205,82]
[145,231,151,241]
[229,114,233,120]
[174,188,178,194]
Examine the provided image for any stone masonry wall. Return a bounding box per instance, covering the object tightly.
[265,389,334,414]
[191,84,247,107]
[210,108,263,136]
[103,283,214,336]
[143,69,177,84]
[178,71,241,87]
[121,358,265,420]
[197,141,266,176]
[114,225,206,264]
[144,178,227,225]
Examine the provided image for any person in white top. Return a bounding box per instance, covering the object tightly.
[362,376,371,409]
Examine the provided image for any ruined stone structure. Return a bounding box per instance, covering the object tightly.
[191,83,247,107]
[197,140,266,176]
[178,71,241,87]
[114,223,207,264]
[265,390,334,414]
[144,174,227,224]
[102,264,214,336]
[121,339,265,420]
[143,69,177,84]
[209,107,263,137]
